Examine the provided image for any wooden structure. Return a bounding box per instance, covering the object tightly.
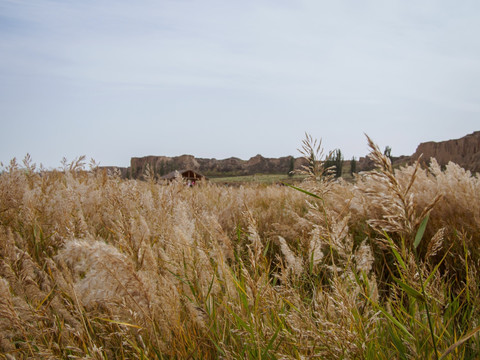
[160,169,207,184]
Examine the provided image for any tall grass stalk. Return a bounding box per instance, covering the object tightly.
[0,136,479,358]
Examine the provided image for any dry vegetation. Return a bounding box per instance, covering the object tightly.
[1,136,480,359]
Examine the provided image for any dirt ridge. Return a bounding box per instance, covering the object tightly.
[102,131,480,178]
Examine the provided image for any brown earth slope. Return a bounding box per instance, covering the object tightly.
[356,131,480,173]
[411,131,480,173]
[104,131,480,179]
[129,154,307,179]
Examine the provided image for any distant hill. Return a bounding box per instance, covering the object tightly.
[411,131,480,173]
[101,131,480,179]
[356,131,480,173]
[128,154,307,179]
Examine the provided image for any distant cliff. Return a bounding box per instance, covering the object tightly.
[129,154,307,179]
[356,131,480,173]
[101,131,480,179]
[411,131,480,173]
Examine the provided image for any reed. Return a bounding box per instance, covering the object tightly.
[0,136,479,359]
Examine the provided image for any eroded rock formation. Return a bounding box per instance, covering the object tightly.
[103,131,480,179]
[129,154,306,179]
[411,131,480,173]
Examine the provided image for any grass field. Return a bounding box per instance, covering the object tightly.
[207,161,353,185]
[1,137,479,359]
[208,173,307,184]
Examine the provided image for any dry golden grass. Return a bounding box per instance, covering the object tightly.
[0,137,479,359]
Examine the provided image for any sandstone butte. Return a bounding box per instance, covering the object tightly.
[102,131,480,179]
[411,131,480,173]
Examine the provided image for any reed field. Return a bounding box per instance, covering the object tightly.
[1,136,479,359]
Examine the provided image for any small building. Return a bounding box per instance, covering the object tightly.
[160,169,207,185]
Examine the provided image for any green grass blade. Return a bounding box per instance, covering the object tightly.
[386,233,407,271]
[414,214,429,250]
[394,277,425,302]
[424,243,453,288]
[261,326,281,359]
[282,183,322,200]
[387,325,408,360]
[368,299,414,340]
[439,325,480,360]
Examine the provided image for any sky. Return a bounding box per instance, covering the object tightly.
[1,0,479,168]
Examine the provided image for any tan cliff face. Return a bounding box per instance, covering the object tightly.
[103,131,480,178]
[411,131,480,173]
[356,131,480,173]
[129,154,305,179]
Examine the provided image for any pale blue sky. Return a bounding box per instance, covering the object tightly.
[1,0,479,168]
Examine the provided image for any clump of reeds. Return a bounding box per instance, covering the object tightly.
[0,137,479,359]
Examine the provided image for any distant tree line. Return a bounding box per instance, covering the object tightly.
[323,145,392,178]
[324,149,344,178]
[350,156,357,175]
